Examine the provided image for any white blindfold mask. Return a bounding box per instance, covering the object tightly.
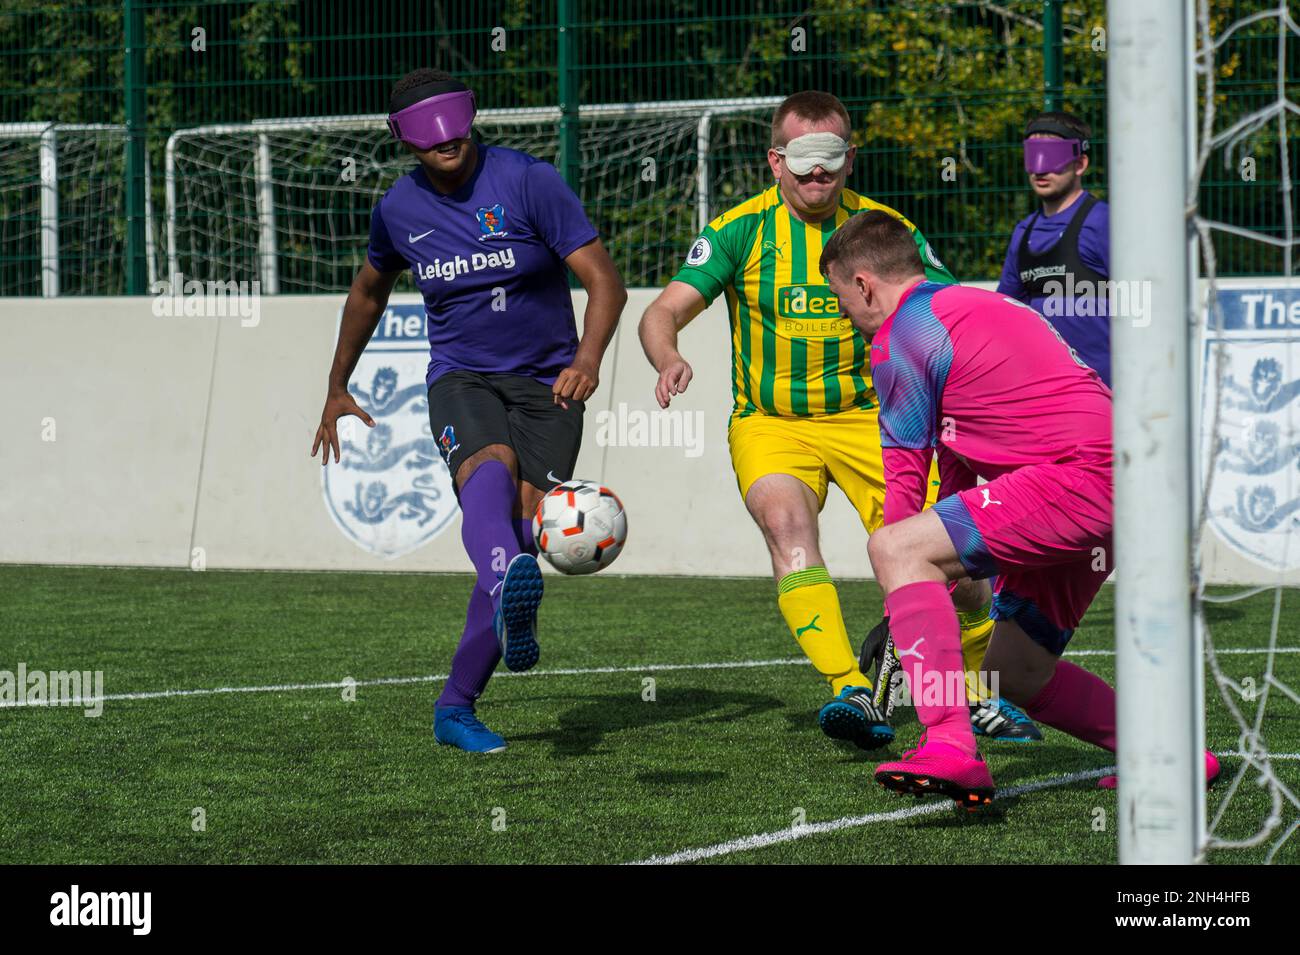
[775,132,850,175]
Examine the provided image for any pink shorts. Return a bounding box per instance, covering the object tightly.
[933,459,1113,654]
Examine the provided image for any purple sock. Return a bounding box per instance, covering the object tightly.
[515,517,537,555]
[458,460,521,598]
[437,587,499,708]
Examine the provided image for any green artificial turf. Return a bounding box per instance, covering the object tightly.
[0,566,1295,864]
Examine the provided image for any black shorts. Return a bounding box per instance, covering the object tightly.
[427,370,584,493]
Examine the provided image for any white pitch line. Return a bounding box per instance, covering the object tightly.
[0,647,1296,710]
[1221,752,1300,760]
[0,657,810,709]
[628,749,1300,866]
[1067,647,1300,656]
[628,767,1115,865]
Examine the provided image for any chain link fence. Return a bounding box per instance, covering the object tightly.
[0,0,1294,294]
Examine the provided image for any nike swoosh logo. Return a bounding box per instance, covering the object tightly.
[408,228,436,243]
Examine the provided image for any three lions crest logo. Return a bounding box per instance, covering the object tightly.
[321,305,458,559]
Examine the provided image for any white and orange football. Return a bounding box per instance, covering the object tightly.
[532,479,627,575]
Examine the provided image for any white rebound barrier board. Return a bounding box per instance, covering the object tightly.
[0,281,1295,583]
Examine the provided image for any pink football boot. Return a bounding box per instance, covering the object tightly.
[874,731,996,810]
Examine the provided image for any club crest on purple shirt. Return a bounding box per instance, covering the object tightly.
[476,203,508,238]
[321,303,459,559]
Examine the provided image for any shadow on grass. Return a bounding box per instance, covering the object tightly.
[1202,602,1248,627]
[900,799,1015,828]
[512,688,785,758]
[635,769,730,787]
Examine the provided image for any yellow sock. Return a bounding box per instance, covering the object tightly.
[958,602,996,703]
[777,567,870,695]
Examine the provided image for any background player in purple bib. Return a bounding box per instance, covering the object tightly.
[311,69,627,753]
[820,211,1218,805]
[997,111,1112,385]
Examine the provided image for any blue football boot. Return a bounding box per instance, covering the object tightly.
[493,553,543,672]
[970,697,1043,741]
[434,706,507,753]
[818,685,895,750]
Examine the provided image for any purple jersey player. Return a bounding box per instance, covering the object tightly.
[311,69,626,753]
[997,112,1112,386]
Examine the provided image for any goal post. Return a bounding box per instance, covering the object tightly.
[0,122,157,297]
[1108,0,1201,864]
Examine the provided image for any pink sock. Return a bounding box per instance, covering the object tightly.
[885,580,976,758]
[1025,660,1117,752]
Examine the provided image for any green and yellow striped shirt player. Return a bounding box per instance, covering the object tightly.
[670,183,954,420]
[638,93,1028,751]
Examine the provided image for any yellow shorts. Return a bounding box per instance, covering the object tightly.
[727,406,939,533]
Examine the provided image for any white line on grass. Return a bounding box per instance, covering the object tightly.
[0,657,810,708]
[1067,647,1300,656]
[1222,753,1300,759]
[627,749,1300,865]
[627,767,1115,865]
[1,647,1295,710]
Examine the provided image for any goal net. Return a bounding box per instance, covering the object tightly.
[1191,0,1299,863]
[1111,0,1298,866]
[0,123,146,297]
[164,100,778,293]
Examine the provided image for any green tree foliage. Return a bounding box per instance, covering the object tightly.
[0,0,1293,293]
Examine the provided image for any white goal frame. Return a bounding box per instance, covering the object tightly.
[0,122,158,296]
[1108,0,1203,864]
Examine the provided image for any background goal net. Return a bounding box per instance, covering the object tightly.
[1192,0,1300,863]
[164,100,779,293]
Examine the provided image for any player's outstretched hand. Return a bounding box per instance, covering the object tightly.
[654,357,693,409]
[311,390,375,465]
[553,358,599,409]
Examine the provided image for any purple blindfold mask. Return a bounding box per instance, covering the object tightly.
[1023,137,1086,174]
[388,90,477,149]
